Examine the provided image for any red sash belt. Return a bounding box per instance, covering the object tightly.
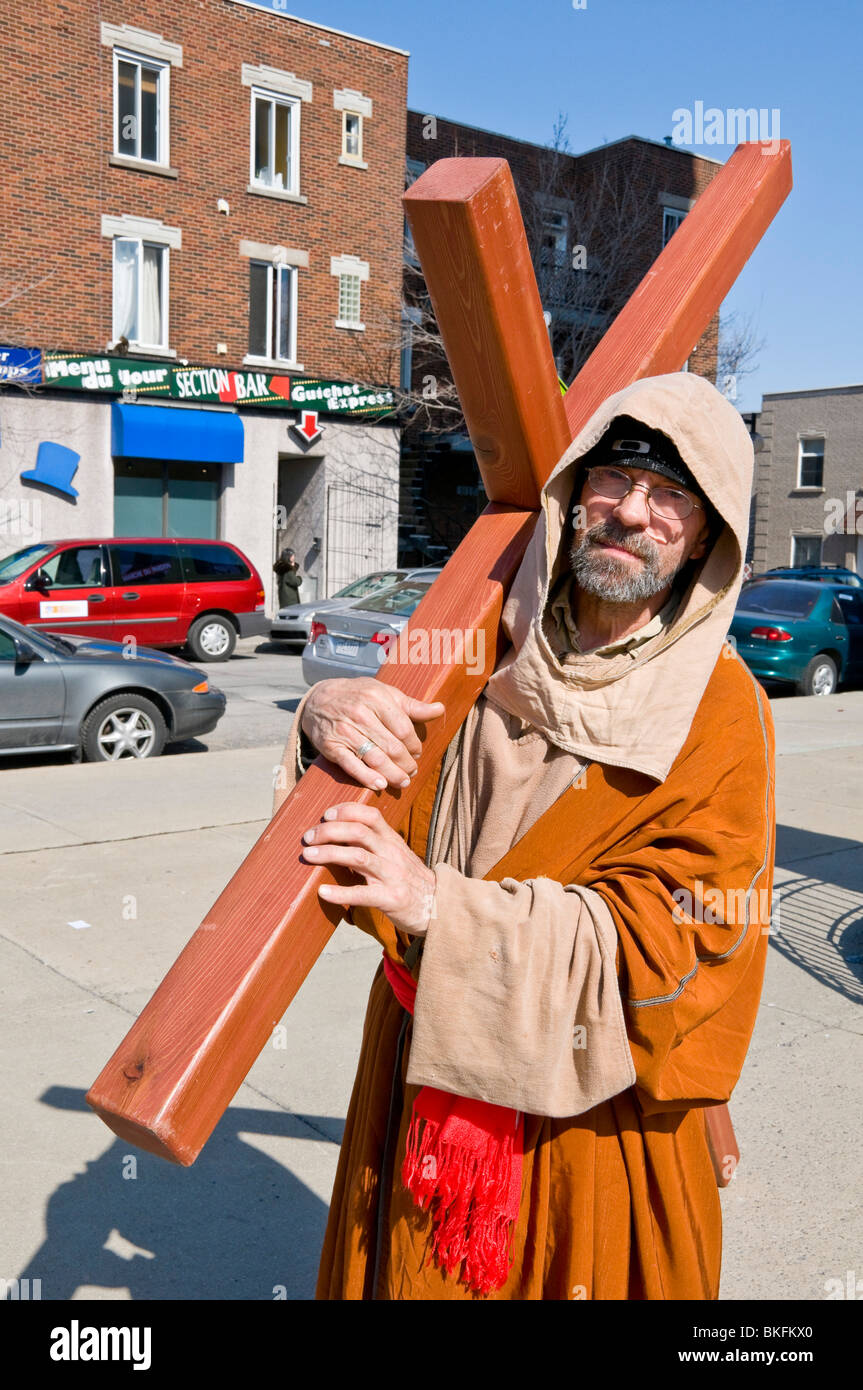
[383,952,524,1296]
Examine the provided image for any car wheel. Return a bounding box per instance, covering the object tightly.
[187,614,237,662]
[81,693,168,761]
[796,654,838,696]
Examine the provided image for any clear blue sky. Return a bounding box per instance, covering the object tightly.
[283,0,860,412]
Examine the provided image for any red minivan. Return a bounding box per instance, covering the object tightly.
[0,537,269,661]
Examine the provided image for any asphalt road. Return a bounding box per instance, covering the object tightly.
[182,636,308,754]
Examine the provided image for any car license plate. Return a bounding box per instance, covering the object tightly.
[334,641,360,657]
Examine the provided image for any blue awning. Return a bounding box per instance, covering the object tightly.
[111,403,244,463]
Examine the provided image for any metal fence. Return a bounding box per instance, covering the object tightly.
[325,480,399,596]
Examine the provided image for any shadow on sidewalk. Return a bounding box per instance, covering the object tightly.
[11,1086,344,1301]
[772,824,863,1007]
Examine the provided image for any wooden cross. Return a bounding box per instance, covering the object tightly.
[87,142,792,1182]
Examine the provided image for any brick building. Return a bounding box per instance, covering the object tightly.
[1,2,409,606]
[749,385,863,577]
[400,115,724,563]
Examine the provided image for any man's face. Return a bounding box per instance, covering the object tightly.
[570,465,711,603]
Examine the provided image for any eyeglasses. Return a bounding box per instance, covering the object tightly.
[585,466,703,521]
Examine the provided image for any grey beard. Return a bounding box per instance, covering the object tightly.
[569,519,681,604]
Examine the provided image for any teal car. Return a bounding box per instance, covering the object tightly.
[730,580,863,695]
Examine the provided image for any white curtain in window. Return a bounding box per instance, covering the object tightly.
[141,244,163,345]
[113,239,138,341]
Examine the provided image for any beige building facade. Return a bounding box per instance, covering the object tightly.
[751,385,863,577]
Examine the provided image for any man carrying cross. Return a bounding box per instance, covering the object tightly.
[275,368,776,1301]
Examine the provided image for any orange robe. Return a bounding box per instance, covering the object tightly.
[316,649,775,1300]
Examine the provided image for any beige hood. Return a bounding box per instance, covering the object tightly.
[483,371,754,782]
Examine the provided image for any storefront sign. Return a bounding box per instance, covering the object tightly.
[0,346,42,383]
[20,349,396,418]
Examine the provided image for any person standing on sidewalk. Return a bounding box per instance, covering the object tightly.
[274,547,301,610]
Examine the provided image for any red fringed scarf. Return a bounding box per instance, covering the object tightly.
[383,952,524,1296]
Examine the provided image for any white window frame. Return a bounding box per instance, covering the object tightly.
[341,110,363,162]
[662,206,687,246]
[249,87,301,195]
[112,47,170,166]
[331,255,368,331]
[797,435,825,489]
[111,237,170,352]
[246,260,299,366]
[334,87,371,169]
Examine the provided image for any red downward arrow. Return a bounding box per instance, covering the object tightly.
[296,411,321,441]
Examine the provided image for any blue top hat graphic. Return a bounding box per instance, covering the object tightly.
[21,441,80,498]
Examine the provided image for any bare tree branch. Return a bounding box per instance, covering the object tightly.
[0,270,56,312]
[716,309,765,401]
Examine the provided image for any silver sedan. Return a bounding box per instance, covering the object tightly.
[302,576,441,685]
[0,614,226,761]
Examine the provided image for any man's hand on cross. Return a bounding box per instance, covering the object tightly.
[300,677,445,791]
[301,801,437,935]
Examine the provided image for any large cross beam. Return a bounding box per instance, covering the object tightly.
[87,142,792,1169]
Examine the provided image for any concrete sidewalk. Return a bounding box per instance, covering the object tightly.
[1,692,861,1300]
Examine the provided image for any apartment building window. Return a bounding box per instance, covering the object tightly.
[405,159,427,266]
[339,274,362,326]
[101,25,183,169]
[534,200,574,328]
[331,255,368,330]
[114,51,168,163]
[342,111,363,161]
[792,535,822,566]
[112,239,168,350]
[242,66,311,198]
[102,214,180,353]
[334,88,371,168]
[248,261,297,363]
[798,437,825,488]
[541,209,569,268]
[251,89,300,193]
[662,206,686,246]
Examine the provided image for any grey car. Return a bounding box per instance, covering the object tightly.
[0,614,226,760]
[302,574,442,685]
[270,566,442,645]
